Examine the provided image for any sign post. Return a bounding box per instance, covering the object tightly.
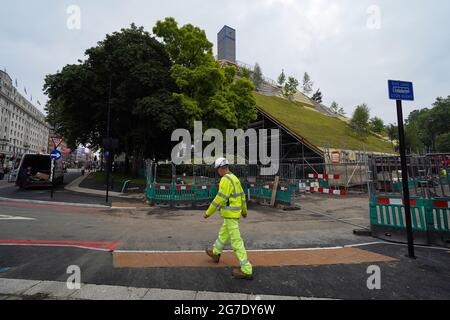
[50,150,61,199]
[388,80,415,259]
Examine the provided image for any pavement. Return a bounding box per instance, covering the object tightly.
[0,170,145,208]
[0,278,319,300]
[65,172,145,200]
[0,197,449,300]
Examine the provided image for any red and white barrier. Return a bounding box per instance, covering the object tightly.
[307,187,346,196]
[261,185,289,191]
[175,185,191,191]
[308,174,340,180]
[433,200,450,208]
[156,185,170,191]
[376,198,417,206]
[197,185,211,190]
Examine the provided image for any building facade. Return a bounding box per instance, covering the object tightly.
[217,25,236,63]
[0,70,50,162]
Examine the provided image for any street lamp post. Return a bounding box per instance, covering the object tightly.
[105,78,112,203]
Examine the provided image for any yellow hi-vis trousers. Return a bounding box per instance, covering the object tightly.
[212,218,253,275]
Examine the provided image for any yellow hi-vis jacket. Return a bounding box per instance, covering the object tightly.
[206,173,248,219]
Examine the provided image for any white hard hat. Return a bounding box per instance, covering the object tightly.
[214,157,229,169]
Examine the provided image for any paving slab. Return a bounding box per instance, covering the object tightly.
[23,280,81,299]
[143,288,197,300]
[0,278,41,295]
[70,284,148,300]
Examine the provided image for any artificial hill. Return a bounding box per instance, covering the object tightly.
[253,92,395,154]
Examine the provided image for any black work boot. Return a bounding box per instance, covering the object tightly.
[232,268,253,280]
[206,248,221,263]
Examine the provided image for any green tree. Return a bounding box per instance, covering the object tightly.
[283,76,299,101]
[238,67,251,79]
[386,124,398,141]
[369,117,385,134]
[251,63,264,90]
[153,17,257,131]
[405,123,425,154]
[302,72,314,95]
[436,132,450,152]
[311,89,323,104]
[44,24,183,174]
[330,101,339,113]
[350,104,370,138]
[406,96,450,152]
[277,69,286,87]
[338,107,346,116]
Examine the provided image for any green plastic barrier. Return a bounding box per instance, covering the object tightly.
[369,195,450,247]
[146,181,294,207]
[246,183,293,206]
[370,195,428,231]
[431,198,450,232]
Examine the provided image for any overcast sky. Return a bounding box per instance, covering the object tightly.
[1,0,449,124]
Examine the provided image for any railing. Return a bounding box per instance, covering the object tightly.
[145,161,295,207]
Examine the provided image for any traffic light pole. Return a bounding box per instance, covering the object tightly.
[396,99,415,259]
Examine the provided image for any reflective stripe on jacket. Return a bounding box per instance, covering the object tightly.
[206,173,248,219]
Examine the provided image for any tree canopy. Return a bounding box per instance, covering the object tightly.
[350,104,370,139]
[44,24,183,164]
[402,95,450,153]
[251,63,264,91]
[153,17,257,131]
[369,117,385,134]
[277,69,286,87]
[282,76,299,101]
[311,89,323,104]
[44,19,258,171]
[302,72,313,95]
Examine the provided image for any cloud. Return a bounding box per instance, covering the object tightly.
[0,0,449,122]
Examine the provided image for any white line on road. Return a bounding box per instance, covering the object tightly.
[0,196,110,208]
[0,215,36,221]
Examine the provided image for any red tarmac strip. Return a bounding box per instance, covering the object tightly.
[0,240,122,251]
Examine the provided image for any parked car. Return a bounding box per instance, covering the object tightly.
[15,154,64,189]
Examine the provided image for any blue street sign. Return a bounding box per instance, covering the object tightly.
[388,80,414,101]
[50,150,62,161]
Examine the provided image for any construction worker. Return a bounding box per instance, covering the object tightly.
[204,157,253,280]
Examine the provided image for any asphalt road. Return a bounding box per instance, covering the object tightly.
[0,195,376,251]
[0,199,449,299]
[0,170,125,206]
[1,243,449,299]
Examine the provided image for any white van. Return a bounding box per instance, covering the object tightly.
[15,154,64,189]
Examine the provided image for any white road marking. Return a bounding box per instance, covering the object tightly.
[0,215,36,221]
[0,243,109,251]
